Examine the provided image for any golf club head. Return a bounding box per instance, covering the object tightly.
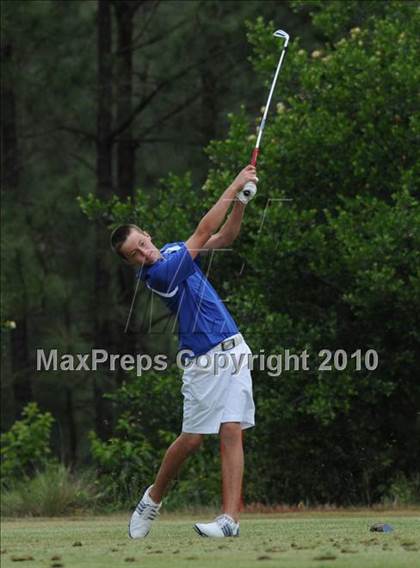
[273,29,289,47]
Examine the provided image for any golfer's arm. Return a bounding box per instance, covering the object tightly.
[219,200,245,243]
[185,182,239,258]
[203,201,245,249]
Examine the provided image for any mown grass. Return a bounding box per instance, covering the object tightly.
[1,511,419,568]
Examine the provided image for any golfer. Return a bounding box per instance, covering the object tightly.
[110,165,258,538]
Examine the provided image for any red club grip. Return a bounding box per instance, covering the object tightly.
[250,148,259,167]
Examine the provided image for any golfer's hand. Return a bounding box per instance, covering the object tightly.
[232,165,258,191]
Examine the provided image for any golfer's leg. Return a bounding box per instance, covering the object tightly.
[220,422,243,522]
[149,432,202,503]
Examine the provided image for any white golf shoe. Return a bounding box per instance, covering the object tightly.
[128,485,161,539]
[194,514,239,537]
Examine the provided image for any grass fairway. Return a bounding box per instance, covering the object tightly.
[1,511,419,568]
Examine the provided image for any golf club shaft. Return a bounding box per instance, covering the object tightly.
[250,31,289,168]
[240,30,289,201]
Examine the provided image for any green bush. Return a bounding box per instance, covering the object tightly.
[82,0,420,505]
[90,369,222,509]
[1,463,100,517]
[384,473,420,506]
[90,428,157,507]
[1,402,55,488]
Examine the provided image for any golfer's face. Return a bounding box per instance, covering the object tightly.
[121,230,161,267]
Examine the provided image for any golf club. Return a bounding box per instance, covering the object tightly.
[124,29,289,331]
[240,29,290,201]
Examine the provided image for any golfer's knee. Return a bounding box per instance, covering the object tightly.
[220,422,242,447]
[179,433,202,453]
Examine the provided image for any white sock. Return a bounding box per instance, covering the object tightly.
[144,486,160,506]
[222,514,238,525]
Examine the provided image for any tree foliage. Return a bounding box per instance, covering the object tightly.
[1,403,55,488]
[85,0,420,504]
[2,0,307,461]
[2,0,419,505]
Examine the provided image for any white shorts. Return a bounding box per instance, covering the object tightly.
[181,334,255,434]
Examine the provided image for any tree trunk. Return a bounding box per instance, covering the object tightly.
[1,40,31,420]
[1,43,19,188]
[113,1,142,358]
[11,256,32,417]
[114,0,135,199]
[94,0,114,438]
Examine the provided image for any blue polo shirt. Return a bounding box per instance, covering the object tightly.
[137,242,239,356]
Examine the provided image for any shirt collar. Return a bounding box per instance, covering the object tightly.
[136,249,165,281]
